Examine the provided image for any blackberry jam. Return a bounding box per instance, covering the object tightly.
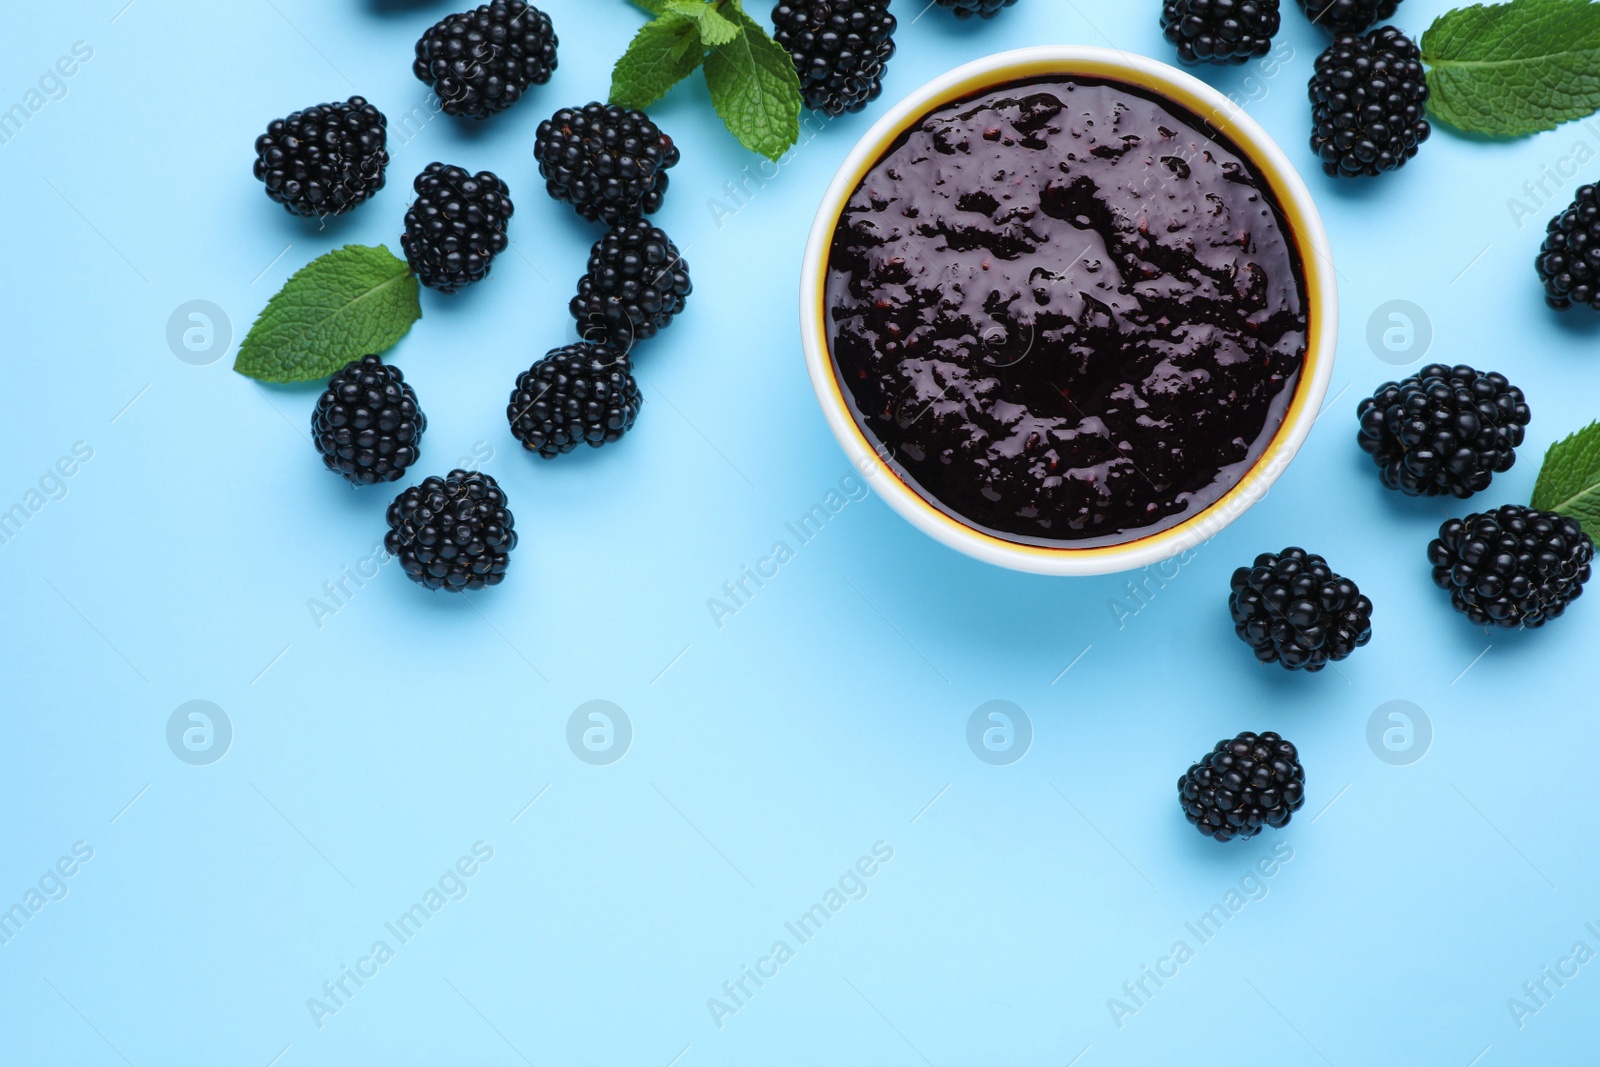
[825,78,1309,546]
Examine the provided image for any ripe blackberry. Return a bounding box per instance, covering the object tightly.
[413,1,558,120]
[312,356,426,486]
[1357,365,1530,498]
[1179,732,1306,843]
[1536,185,1600,310]
[253,96,388,218]
[401,163,514,293]
[1428,506,1594,629]
[1296,0,1400,33]
[772,0,897,116]
[534,103,679,225]
[508,344,641,459]
[934,0,1019,17]
[1161,0,1280,65]
[1229,548,1373,671]
[385,470,517,592]
[571,220,692,351]
[1308,26,1430,178]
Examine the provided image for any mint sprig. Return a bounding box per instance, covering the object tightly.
[613,13,707,108]
[1532,421,1600,534]
[1422,0,1600,137]
[610,0,803,161]
[234,244,421,383]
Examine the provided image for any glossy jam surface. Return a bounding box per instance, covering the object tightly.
[826,77,1309,546]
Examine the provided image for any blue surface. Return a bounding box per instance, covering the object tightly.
[3,1,1598,1064]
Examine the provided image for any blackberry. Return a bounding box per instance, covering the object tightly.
[1161,0,1280,65]
[312,356,426,486]
[772,0,897,116]
[1179,732,1306,843]
[1536,185,1600,310]
[934,0,1019,17]
[1428,506,1594,629]
[401,163,514,292]
[1296,0,1400,33]
[534,103,679,225]
[253,96,388,218]
[1357,364,1530,498]
[412,1,558,120]
[571,220,692,351]
[508,344,641,459]
[1229,548,1373,671]
[385,470,517,592]
[1308,26,1430,178]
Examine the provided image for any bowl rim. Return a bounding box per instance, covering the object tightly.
[799,45,1338,576]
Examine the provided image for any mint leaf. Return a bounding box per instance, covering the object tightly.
[704,10,802,161]
[234,245,421,383]
[1422,0,1600,136]
[666,0,742,45]
[628,0,669,14]
[1532,421,1600,534]
[611,13,706,109]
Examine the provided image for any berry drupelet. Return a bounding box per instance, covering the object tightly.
[772,0,897,116]
[1356,364,1530,498]
[508,344,642,459]
[253,96,388,218]
[1536,185,1600,310]
[1179,732,1306,842]
[385,470,517,592]
[412,1,558,120]
[1161,0,1281,65]
[1296,0,1400,33]
[401,163,514,293]
[312,356,426,486]
[1428,506,1594,629]
[534,103,679,225]
[1308,26,1430,178]
[1229,548,1373,671]
[934,0,1020,17]
[571,219,692,351]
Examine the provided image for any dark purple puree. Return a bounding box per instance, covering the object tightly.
[826,77,1309,546]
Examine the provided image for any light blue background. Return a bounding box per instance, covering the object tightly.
[3,0,1598,1064]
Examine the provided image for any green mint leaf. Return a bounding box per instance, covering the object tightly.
[611,13,706,109]
[1422,0,1600,137]
[234,244,421,384]
[628,0,670,15]
[666,0,742,45]
[703,10,802,161]
[1531,421,1600,534]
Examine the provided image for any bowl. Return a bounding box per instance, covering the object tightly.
[799,46,1337,576]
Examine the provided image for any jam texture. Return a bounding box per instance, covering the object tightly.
[826,78,1309,545]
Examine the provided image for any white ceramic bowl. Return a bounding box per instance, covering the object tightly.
[800,46,1337,576]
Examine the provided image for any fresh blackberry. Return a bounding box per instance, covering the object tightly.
[934,0,1019,17]
[253,96,388,218]
[1308,26,1430,178]
[1179,732,1306,843]
[571,220,692,351]
[1428,506,1594,629]
[1229,548,1373,671]
[772,0,897,116]
[385,470,517,592]
[1536,185,1600,310]
[1357,365,1530,498]
[534,103,679,225]
[413,1,558,120]
[401,164,514,292]
[1162,0,1280,65]
[1297,0,1400,33]
[312,356,426,486]
[508,344,641,459]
